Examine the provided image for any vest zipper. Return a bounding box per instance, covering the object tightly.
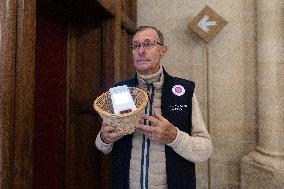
[140,83,154,189]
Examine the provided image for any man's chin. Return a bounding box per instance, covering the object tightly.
[135,65,149,73]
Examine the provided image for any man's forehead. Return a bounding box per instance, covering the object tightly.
[132,29,159,41]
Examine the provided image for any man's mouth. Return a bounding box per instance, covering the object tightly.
[137,59,150,62]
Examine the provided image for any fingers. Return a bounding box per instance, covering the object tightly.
[100,123,125,144]
[142,112,169,127]
[153,111,168,122]
[101,130,124,144]
[135,123,153,133]
[101,124,116,132]
[135,126,152,138]
[138,112,177,144]
[142,114,160,126]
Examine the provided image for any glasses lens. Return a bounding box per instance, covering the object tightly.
[143,41,152,49]
[131,43,141,50]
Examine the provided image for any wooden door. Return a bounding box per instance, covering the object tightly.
[1,0,136,188]
[35,1,114,188]
[34,1,136,188]
[65,19,113,189]
[34,12,67,189]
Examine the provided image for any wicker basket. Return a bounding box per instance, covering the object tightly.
[93,87,149,134]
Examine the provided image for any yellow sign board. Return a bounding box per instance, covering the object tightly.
[189,6,227,42]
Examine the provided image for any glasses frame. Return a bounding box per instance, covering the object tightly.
[129,40,164,51]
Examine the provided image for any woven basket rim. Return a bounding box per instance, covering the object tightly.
[93,87,148,118]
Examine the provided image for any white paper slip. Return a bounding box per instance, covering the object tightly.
[109,85,137,114]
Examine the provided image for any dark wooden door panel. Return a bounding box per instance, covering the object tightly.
[66,21,110,189]
[34,1,136,188]
[34,15,67,189]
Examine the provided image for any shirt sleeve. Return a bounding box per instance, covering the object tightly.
[167,92,213,162]
[95,131,113,154]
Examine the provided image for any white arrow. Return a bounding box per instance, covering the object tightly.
[197,15,217,33]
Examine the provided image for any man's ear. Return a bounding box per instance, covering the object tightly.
[160,45,168,57]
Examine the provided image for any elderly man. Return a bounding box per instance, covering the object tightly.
[95,26,213,189]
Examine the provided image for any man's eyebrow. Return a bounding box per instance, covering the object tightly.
[143,39,151,42]
[132,39,152,43]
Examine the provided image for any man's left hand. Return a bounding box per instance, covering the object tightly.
[135,112,177,144]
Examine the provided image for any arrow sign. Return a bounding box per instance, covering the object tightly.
[188,5,227,42]
[197,15,217,33]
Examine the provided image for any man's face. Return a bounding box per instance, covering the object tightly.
[131,29,167,75]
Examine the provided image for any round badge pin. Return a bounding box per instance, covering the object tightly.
[172,85,185,96]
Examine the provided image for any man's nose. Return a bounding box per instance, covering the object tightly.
[138,46,146,55]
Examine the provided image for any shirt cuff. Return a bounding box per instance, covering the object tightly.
[167,127,182,148]
[95,131,113,154]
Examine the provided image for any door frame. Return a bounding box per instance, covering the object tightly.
[0,0,136,188]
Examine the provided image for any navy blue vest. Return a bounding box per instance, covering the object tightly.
[111,70,196,189]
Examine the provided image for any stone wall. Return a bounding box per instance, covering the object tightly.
[137,1,257,188]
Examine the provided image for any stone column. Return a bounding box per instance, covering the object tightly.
[241,0,284,188]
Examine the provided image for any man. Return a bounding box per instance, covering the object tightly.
[95,26,213,189]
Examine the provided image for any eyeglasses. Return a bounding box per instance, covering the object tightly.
[129,40,163,51]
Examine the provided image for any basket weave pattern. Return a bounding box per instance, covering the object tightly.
[93,87,149,134]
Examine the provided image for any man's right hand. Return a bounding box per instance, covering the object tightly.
[100,123,125,144]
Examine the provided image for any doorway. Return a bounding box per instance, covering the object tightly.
[35,1,113,188]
